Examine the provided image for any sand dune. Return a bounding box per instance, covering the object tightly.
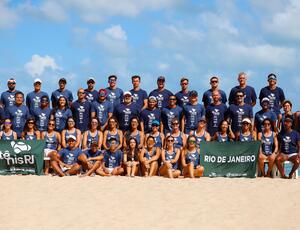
[0,176,299,230]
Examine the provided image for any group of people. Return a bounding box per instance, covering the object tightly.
[0,73,299,178]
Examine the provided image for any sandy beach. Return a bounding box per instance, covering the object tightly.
[0,176,299,230]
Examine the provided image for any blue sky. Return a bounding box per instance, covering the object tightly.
[0,0,300,111]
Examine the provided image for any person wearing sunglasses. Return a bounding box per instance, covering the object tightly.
[84,77,98,103]
[140,135,161,176]
[159,135,181,178]
[82,117,103,150]
[167,118,186,150]
[190,117,211,148]
[202,76,227,108]
[0,78,22,112]
[21,117,40,140]
[181,135,204,178]
[41,119,61,175]
[0,118,17,140]
[235,118,256,142]
[103,117,123,151]
[144,120,165,148]
[32,95,52,132]
[26,78,49,116]
[228,72,257,107]
[175,77,190,108]
[105,75,123,110]
[257,118,278,177]
[228,90,253,134]
[61,117,81,149]
[71,88,91,132]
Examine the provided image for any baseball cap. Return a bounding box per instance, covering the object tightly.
[98,89,107,97]
[59,78,67,83]
[261,97,270,103]
[124,91,132,96]
[285,115,294,122]
[189,90,198,97]
[7,78,16,83]
[151,120,160,126]
[34,78,42,84]
[148,96,157,101]
[242,118,251,124]
[87,77,95,83]
[157,76,165,82]
[268,73,277,81]
[67,135,77,141]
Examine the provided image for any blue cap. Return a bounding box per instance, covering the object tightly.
[151,120,160,126]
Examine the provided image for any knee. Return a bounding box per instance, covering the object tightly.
[78,154,87,163]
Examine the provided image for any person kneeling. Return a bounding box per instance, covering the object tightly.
[102,137,124,176]
[49,135,81,177]
[181,135,204,178]
[78,141,105,176]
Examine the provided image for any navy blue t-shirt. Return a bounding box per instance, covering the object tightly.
[279,130,300,154]
[183,103,205,133]
[52,108,73,132]
[202,89,227,107]
[161,106,183,132]
[149,88,173,109]
[59,147,81,165]
[175,91,189,108]
[105,87,123,110]
[140,108,161,133]
[84,89,99,103]
[259,86,285,115]
[26,91,49,115]
[229,85,257,105]
[83,149,102,158]
[114,103,140,131]
[103,149,123,168]
[206,103,228,136]
[130,88,148,110]
[254,110,277,133]
[5,105,30,138]
[228,104,253,132]
[32,107,52,131]
[91,100,113,126]
[71,100,91,132]
[51,89,73,107]
[1,90,20,111]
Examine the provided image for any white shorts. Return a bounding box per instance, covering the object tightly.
[282,153,298,159]
[44,148,55,160]
[108,168,114,174]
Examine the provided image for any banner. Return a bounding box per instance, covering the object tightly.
[200,141,260,178]
[0,140,45,175]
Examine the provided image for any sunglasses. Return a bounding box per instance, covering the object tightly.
[264,123,271,126]
[28,122,34,124]
[78,92,85,94]
[172,123,179,125]
[167,139,174,142]
[211,81,218,83]
[188,140,196,144]
[48,123,55,126]
[169,98,176,101]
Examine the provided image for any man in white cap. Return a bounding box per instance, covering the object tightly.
[0,78,22,112]
[114,91,139,131]
[84,77,98,102]
[50,134,82,176]
[259,73,285,117]
[26,78,49,115]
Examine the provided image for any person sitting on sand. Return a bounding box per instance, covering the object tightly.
[181,135,204,178]
[257,118,278,177]
[123,137,140,177]
[78,141,105,176]
[276,115,300,179]
[159,135,181,178]
[101,137,124,176]
[140,135,161,176]
[49,135,81,176]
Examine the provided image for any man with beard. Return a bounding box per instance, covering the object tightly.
[1,78,22,112]
[51,78,73,108]
[84,77,99,102]
[140,96,161,133]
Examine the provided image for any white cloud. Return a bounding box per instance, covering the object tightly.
[0,0,19,28]
[95,25,129,55]
[265,0,300,39]
[24,55,60,77]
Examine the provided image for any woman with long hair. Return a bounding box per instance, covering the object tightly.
[140,135,161,177]
[0,118,17,140]
[189,118,211,148]
[181,135,204,178]
[159,135,181,178]
[123,117,144,149]
[123,137,140,177]
[51,96,72,132]
[21,117,40,140]
[144,120,164,149]
[103,116,123,150]
[61,117,82,148]
[213,120,235,142]
[82,117,103,150]
[166,118,186,150]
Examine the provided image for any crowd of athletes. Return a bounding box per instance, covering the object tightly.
[0,73,299,178]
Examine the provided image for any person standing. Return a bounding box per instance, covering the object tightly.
[130,75,148,111]
[1,78,21,112]
[175,77,190,108]
[140,96,161,133]
[202,76,227,108]
[149,76,173,110]
[51,78,73,108]
[84,77,98,103]
[105,75,123,110]
[32,95,52,132]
